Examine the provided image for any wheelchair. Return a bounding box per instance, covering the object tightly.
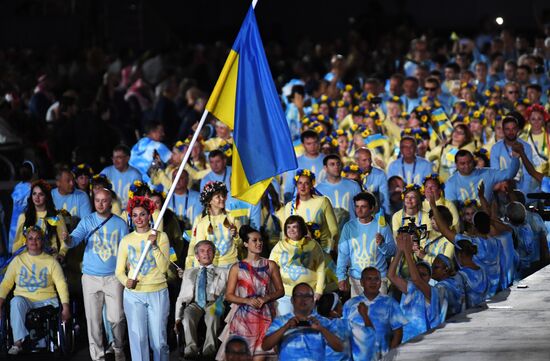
[0,298,79,358]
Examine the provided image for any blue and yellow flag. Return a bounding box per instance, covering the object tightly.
[205,6,297,204]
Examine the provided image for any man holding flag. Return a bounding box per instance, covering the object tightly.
[336,192,395,297]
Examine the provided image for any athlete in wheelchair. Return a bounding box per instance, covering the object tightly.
[0,226,71,355]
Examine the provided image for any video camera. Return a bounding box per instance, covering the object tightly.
[397,217,428,241]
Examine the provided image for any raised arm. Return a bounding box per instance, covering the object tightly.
[427,193,456,242]
[512,141,544,184]
[387,237,408,294]
[402,235,431,301]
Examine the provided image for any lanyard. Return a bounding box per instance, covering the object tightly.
[529,131,548,161]
[401,158,417,184]
[172,193,189,218]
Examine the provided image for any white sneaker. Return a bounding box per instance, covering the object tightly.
[8,345,22,355]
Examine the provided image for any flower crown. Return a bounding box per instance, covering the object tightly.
[461,199,480,208]
[515,98,531,107]
[401,183,425,200]
[341,164,361,178]
[200,181,228,206]
[333,129,347,138]
[306,222,322,240]
[294,169,316,185]
[460,82,477,91]
[218,140,233,158]
[467,109,487,126]
[23,225,44,238]
[126,196,156,215]
[413,106,431,124]
[151,184,167,201]
[389,95,403,104]
[526,104,550,122]
[318,95,336,108]
[337,100,352,110]
[72,163,94,177]
[352,105,367,117]
[422,173,445,190]
[368,111,383,126]
[322,136,339,148]
[128,180,149,199]
[91,174,113,190]
[421,96,441,109]
[484,85,501,98]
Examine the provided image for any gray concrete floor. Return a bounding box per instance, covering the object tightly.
[384,265,550,361]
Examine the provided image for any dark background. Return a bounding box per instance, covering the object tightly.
[0,0,548,51]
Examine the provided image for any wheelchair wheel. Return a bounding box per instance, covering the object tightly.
[56,318,74,358]
[0,308,12,357]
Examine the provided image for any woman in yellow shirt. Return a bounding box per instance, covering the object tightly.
[185,181,238,269]
[392,184,431,239]
[428,123,476,181]
[280,169,338,255]
[0,226,70,355]
[115,196,170,361]
[521,104,550,175]
[12,180,69,258]
[269,215,325,315]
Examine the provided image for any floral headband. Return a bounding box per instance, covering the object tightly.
[200,181,228,206]
[368,111,383,126]
[23,225,44,238]
[341,164,361,178]
[151,184,167,201]
[126,196,156,215]
[401,183,425,200]
[321,136,339,148]
[128,180,149,199]
[91,174,113,190]
[423,173,445,190]
[218,140,233,158]
[72,163,94,178]
[306,222,322,240]
[294,169,316,185]
[526,104,550,122]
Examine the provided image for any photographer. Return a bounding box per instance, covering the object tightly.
[262,283,343,360]
[391,184,431,239]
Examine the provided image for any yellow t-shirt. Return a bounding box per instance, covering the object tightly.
[0,251,69,303]
[186,213,240,268]
[115,230,170,293]
[280,196,339,253]
[269,237,325,296]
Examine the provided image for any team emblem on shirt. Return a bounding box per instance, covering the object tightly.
[19,264,48,292]
[280,251,311,281]
[351,234,377,269]
[92,228,119,261]
[128,240,156,276]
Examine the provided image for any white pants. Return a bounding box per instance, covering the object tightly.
[82,274,126,361]
[123,288,169,361]
[10,296,58,343]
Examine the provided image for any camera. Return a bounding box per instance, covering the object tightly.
[397,217,428,241]
[296,320,311,327]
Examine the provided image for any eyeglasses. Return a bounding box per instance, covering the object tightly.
[424,87,437,92]
[507,91,519,94]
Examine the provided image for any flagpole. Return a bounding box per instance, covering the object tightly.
[130,109,209,280]
[130,0,260,280]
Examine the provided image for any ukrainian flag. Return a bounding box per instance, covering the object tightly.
[205,6,297,204]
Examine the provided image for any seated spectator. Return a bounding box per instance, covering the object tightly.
[262,283,343,360]
[175,240,229,360]
[0,227,70,355]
